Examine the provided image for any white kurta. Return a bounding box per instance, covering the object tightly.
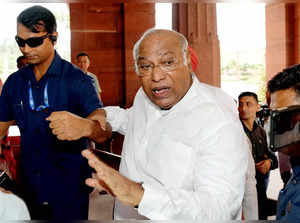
[242,140,258,220]
[0,191,30,220]
[105,76,249,220]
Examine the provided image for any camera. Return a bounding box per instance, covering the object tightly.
[269,105,300,152]
[256,104,271,127]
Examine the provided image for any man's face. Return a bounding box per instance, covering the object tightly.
[17,23,55,65]
[238,96,260,121]
[270,88,300,156]
[77,56,90,73]
[137,32,193,109]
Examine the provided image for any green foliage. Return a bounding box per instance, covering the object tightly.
[222,58,266,101]
[257,74,267,103]
[222,59,264,81]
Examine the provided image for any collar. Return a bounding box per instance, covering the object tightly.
[241,120,258,134]
[45,51,62,77]
[292,164,300,178]
[21,51,62,81]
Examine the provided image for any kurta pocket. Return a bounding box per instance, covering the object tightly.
[146,136,193,187]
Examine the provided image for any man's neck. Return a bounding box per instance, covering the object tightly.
[33,51,55,82]
[242,118,255,131]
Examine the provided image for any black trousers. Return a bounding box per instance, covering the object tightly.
[257,185,277,219]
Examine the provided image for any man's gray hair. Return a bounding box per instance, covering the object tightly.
[133,28,189,76]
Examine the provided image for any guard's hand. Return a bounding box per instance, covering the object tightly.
[82,149,144,207]
[256,159,271,175]
[46,111,91,141]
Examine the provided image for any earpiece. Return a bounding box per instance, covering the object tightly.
[49,35,57,42]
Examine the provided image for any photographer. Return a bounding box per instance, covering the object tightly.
[268,64,300,221]
[238,91,278,220]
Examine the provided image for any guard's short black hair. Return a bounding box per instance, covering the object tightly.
[17,5,57,34]
[267,64,300,96]
[238,91,258,103]
[76,52,90,60]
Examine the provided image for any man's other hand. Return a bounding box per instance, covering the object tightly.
[82,149,144,207]
[255,159,271,175]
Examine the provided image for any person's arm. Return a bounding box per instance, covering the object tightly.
[46,71,111,142]
[86,109,112,143]
[82,121,249,220]
[46,109,112,144]
[82,149,143,206]
[255,128,278,174]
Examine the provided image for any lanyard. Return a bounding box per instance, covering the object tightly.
[28,80,49,111]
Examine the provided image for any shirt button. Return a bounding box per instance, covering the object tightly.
[293,179,297,185]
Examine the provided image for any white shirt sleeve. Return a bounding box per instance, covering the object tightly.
[104,106,132,135]
[137,122,249,220]
[242,143,258,220]
[0,192,30,220]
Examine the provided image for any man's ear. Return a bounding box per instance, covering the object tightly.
[257,103,261,112]
[186,49,193,73]
[50,32,58,45]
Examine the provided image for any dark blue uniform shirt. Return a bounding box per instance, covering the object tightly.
[0,52,102,219]
[277,159,300,221]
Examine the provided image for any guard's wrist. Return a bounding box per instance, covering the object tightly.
[84,119,97,138]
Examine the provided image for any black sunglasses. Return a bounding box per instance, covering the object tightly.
[15,34,49,48]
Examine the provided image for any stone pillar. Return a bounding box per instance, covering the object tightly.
[265,3,296,81]
[123,3,155,107]
[69,2,154,107]
[173,2,221,87]
[69,3,125,106]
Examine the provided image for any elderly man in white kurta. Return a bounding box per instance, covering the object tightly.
[51,29,250,220]
[104,73,249,220]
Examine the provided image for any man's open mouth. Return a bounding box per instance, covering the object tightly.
[152,87,169,98]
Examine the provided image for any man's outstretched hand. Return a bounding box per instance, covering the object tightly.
[82,149,144,207]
